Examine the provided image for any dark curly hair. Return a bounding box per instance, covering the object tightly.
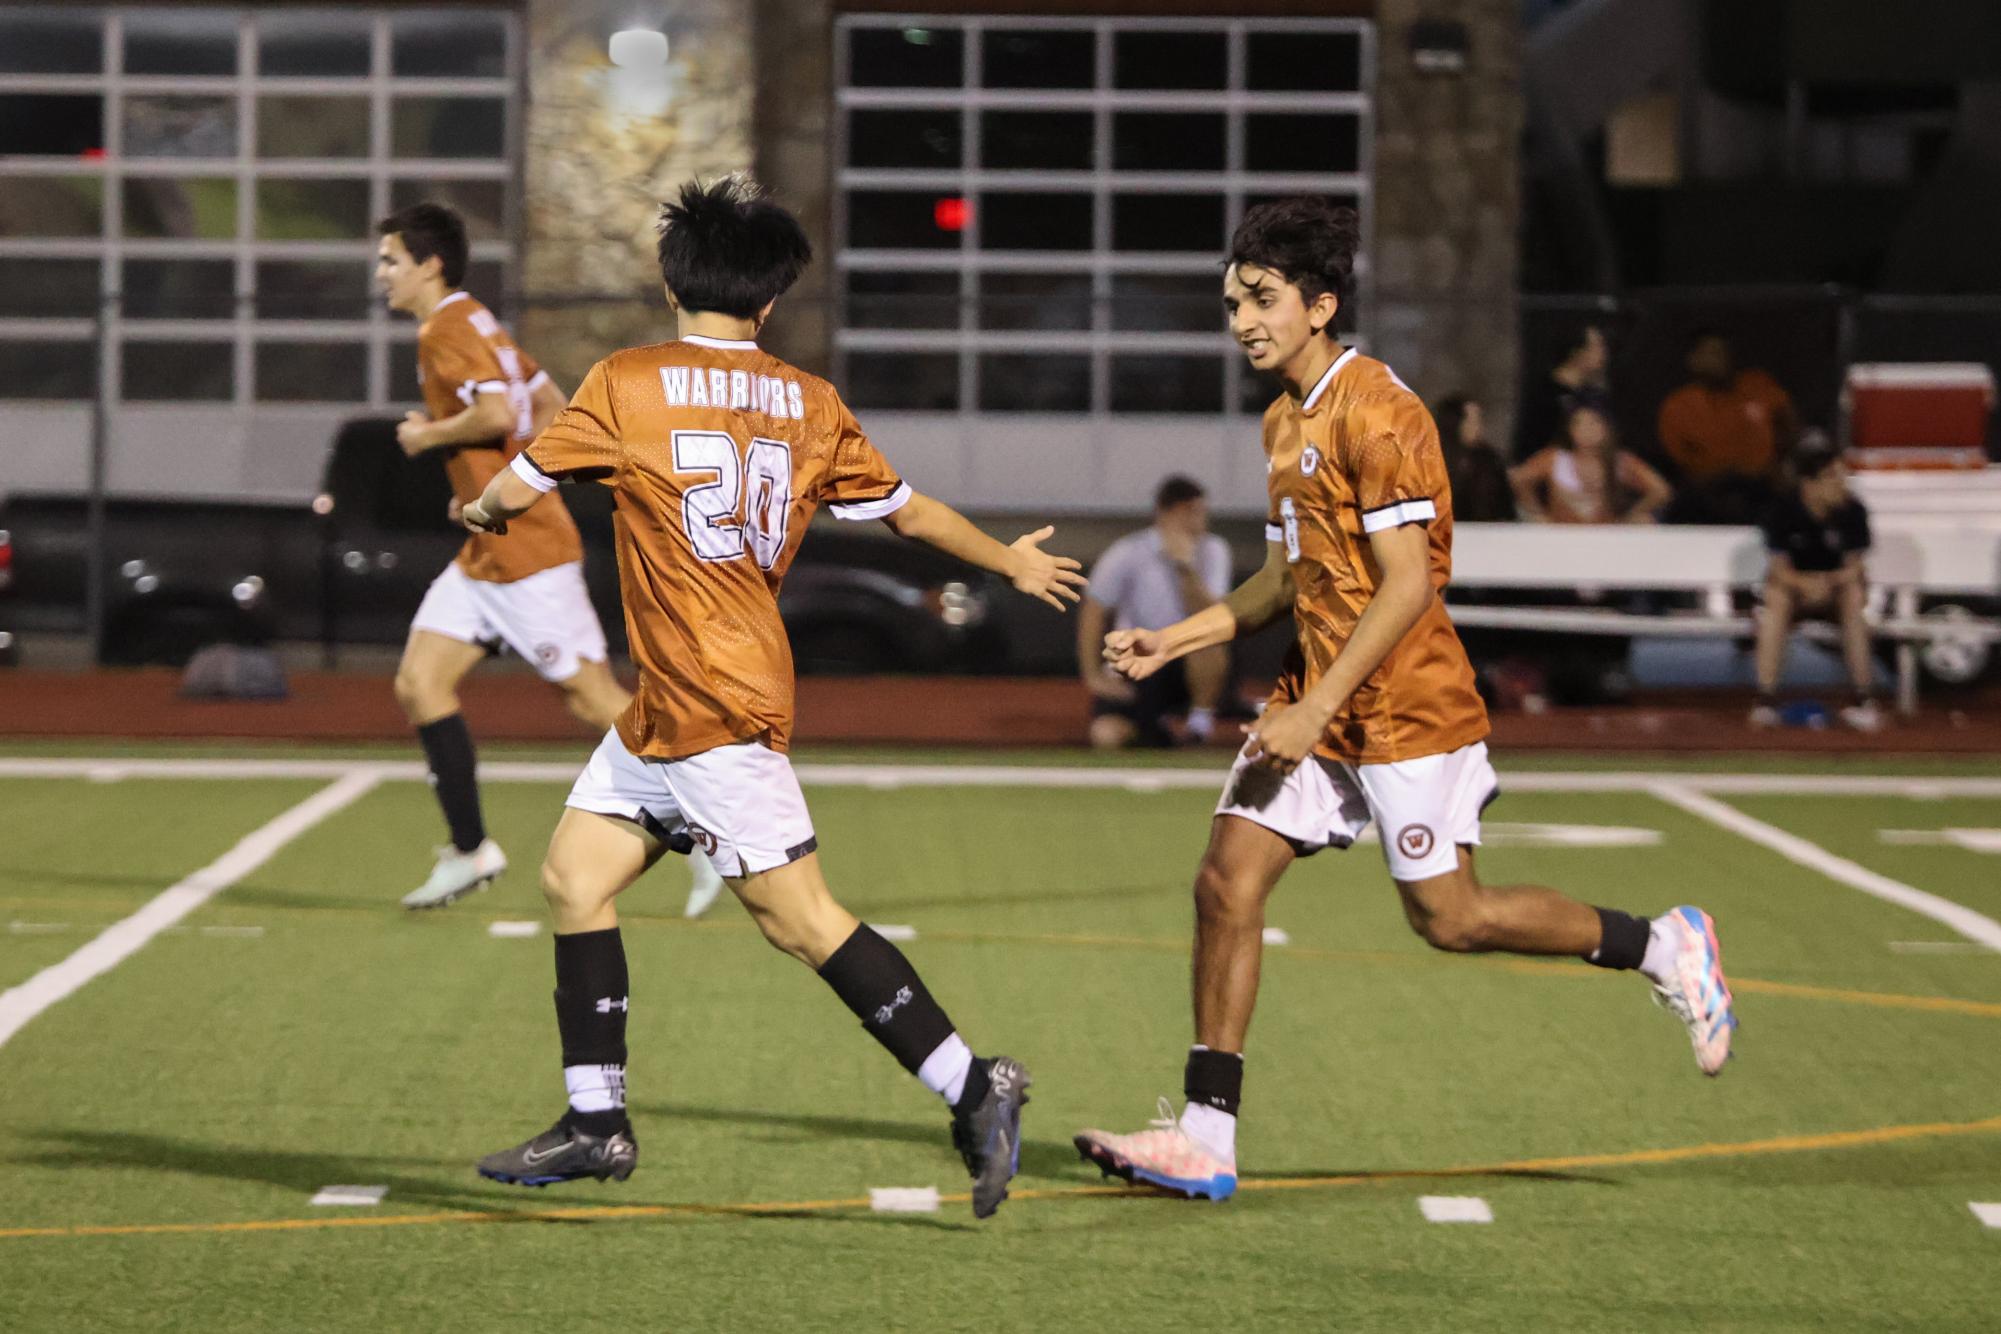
[656,174,814,319]
[376,202,468,288]
[1226,196,1361,321]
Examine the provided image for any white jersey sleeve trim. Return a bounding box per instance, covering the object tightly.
[1360,497,1437,533]
[510,452,560,493]
[828,480,913,521]
[525,369,551,392]
[1264,522,1284,542]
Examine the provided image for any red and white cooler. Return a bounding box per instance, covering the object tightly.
[1842,362,1995,469]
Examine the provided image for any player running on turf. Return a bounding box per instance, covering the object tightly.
[375,202,725,912]
[1073,198,1737,1202]
[456,176,1084,1218]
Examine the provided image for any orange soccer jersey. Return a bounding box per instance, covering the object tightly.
[516,335,911,760]
[1263,348,1490,765]
[417,291,582,583]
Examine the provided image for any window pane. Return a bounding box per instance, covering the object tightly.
[0,341,95,399]
[256,260,370,319]
[1113,31,1225,90]
[847,109,961,170]
[847,192,959,249]
[257,342,367,402]
[0,258,98,317]
[260,12,373,77]
[391,179,506,241]
[981,112,1093,171]
[1247,31,1362,92]
[124,12,238,76]
[391,340,420,401]
[1112,273,1223,332]
[256,179,371,239]
[122,260,235,319]
[978,273,1091,331]
[1113,113,1225,172]
[844,352,958,410]
[0,11,104,74]
[981,29,1093,89]
[845,271,958,330]
[979,354,1088,412]
[980,193,1092,250]
[463,260,504,306]
[259,97,371,158]
[123,178,237,240]
[393,14,507,78]
[849,26,962,88]
[1245,114,1360,173]
[1112,354,1222,412]
[0,94,103,155]
[394,98,506,159]
[1112,194,1223,251]
[125,96,237,159]
[123,340,234,401]
[0,177,104,238]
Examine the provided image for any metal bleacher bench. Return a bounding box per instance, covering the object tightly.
[1444,515,2001,717]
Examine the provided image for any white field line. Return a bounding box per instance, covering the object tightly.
[0,771,380,1051]
[1649,782,2001,951]
[3,756,2001,798]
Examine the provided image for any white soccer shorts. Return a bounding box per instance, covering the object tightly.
[565,731,818,879]
[410,560,607,683]
[1214,740,1500,882]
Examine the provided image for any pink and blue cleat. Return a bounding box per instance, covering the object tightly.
[1652,905,1737,1075]
[1074,1099,1238,1200]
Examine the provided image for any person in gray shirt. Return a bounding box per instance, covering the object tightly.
[1080,476,1233,747]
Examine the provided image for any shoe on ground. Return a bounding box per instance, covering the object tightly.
[1748,701,1781,728]
[682,850,727,919]
[401,838,507,909]
[1074,1097,1237,1201]
[1651,906,1737,1076]
[950,1056,1031,1219]
[476,1112,637,1187]
[1839,699,1884,732]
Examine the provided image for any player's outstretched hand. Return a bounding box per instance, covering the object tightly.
[396,410,432,457]
[459,499,507,535]
[1103,627,1169,681]
[1241,699,1329,773]
[1009,526,1087,611]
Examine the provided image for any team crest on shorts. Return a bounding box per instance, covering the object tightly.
[1396,823,1435,860]
[686,825,719,856]
[1300,446,1321,476]
[534,642,561,666]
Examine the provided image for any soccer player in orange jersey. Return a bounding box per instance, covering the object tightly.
[376,203,729,914]
[1072,199,1737,1201]
[455,177,1085,1218]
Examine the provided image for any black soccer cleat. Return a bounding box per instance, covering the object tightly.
[950,1055,1031,1219]
[476,1113,637,1187]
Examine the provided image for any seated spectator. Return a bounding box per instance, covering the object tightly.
[1436,395,1517,522]
[1752,440,1881,731]
[1509,400,1672,524]
[1079,476,1233,748]
[1516,323,1609,461]
[1657,329,1794,524]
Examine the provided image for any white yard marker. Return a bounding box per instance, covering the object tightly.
[1880,829,2001,854]
[0,770,380,1051]
[7,922,70,935]
[1651,783,2001,952]
[871,924,919,942]
[310,1185,387,1207]
[869,1186,940,1213]
[1418,1195,1493,1224]
[487,920,540,938]
[1970,1202,2001,1229]
[1262,928,1291,946]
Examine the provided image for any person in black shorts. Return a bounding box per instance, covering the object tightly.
[1753,439,1880,730]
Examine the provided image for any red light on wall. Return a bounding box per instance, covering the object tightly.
[933,197,970,232]
[80,147,106,160]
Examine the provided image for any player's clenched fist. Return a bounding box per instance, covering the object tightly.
[1102,627,1170,681]
[1008,526,1088,611]
[1241,698,1331,772]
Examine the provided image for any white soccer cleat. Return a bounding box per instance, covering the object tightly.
[1839,699,1884,733]
[400,838,507,910]
[1074,1098,1238,1201]
[1651,906,1737,1076]
[681,849,727,918]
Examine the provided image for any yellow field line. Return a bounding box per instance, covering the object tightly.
[3,1112,1998,1243]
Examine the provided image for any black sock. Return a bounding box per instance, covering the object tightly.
[1587,907,1650,970]
[817,925,957,1075]
[1184,1046,1244,1117]
[552,927,629,1128]
[953,1058,992,1118]
[416,713,484,853]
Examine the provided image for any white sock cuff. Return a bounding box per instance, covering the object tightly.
[1639,916,1678,985]
[1179,1101,1238,1163]
[564,1063,627,1114]
[916,1032,975,1105]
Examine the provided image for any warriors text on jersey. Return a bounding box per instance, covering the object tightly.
[1262,347,1490,764]
[418,290,582,583]
[514,334,912,759]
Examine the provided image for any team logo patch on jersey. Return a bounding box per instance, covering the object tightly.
[1396,823,1435,861]
[533,642,561,667]
[686,825,719,856]
[1300,446,1321,477]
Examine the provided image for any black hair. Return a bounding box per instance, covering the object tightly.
[1434,394,1478,450]
[376,203,468,288]
[1564,323,1607,358]
[1155,475,1206,510]
[1793,436,1843,482]
[656,175,813,319]
[1688,326,1730,351]
[1556,391,1616,451]
[1226,196,1360,330]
